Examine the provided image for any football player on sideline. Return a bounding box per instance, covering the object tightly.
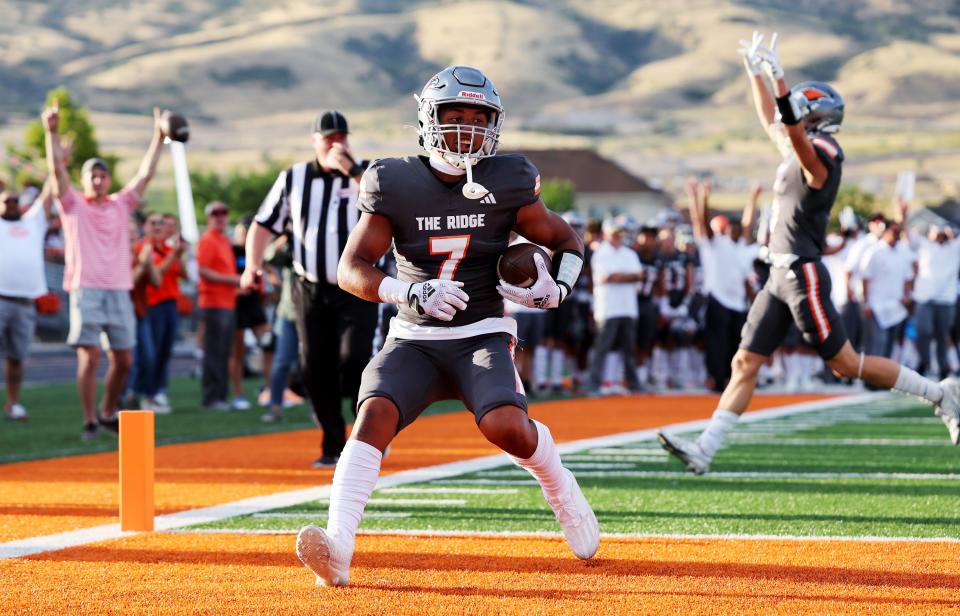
[295,66,598,587]
[658,32,960,475]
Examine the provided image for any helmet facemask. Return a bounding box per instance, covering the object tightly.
[417,96,503,169]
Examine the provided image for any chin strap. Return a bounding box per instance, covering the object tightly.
[461,156,489,200]
[428,151,466,176]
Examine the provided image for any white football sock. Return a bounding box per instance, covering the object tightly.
[326,440,383,551]
[533,345,549,389]
[893,365,943,404]
[550,349,565,386]
[510,420,571,501]
[696,409,739,458]
[603,352,622,386]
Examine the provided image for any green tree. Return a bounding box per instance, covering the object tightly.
[539,178,576,213]
[829,185,877,231]
[5,86,118,186]
[189,160,288,222]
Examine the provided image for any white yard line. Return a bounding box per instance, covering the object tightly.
[475,469,960,480]
[380,488,518,495]
[252,512,411,519]
[171,527,960,544]
[0,392,887,560]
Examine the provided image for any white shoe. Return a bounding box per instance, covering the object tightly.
[231,396,251,411]
[545,469,599,560]
[935,377,960,445]
[657,432,712,475]
[154,392,170,407]
[143,398,172,415]
[5,403,27,421]
[295,525,351,587]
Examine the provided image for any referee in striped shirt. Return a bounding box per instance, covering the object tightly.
[242,111,377,468]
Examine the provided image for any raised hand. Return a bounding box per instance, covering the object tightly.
[41,104,60,133]
[737,31,764,75]
[756,32,783,80]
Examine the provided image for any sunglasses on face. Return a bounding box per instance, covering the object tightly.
[3,198,18,205]
[210,210,229,217]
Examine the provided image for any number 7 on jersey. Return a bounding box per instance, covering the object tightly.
[429,235,471,280]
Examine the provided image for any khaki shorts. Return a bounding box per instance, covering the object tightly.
[67,288,135,350]
[0,298,36,361]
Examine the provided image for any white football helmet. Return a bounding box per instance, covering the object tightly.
[416,66,504,170]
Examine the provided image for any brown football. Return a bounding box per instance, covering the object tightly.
[497,243,550,288]
[160,110,190,143]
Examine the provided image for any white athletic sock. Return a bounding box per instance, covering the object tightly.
[603,352,621,386]
[326,440,383,551]
[893,365,943,404]
[696,409,739,458]
[533,345,548,389]
[550,349,565,386]
[510,420,571,501]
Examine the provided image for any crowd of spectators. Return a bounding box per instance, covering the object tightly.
[3,108,960,439]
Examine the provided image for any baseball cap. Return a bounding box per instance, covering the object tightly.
[313,110,349,136]
[81,157,110,176]
[204,201,228,216]
[601,217,626,235]
[867,212,887,224]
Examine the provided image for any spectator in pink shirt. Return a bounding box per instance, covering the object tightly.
[43,103,168,440]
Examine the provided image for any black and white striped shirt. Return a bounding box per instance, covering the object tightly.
[255,160,365,285]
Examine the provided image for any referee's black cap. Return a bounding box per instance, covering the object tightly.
[313,110,349,136]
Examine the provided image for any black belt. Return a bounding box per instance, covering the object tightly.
[0,294,32,306]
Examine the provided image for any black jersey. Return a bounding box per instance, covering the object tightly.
[636,251,661,299]
[769,133,844,259]
[357,154,540,327]
[658,250,689,307]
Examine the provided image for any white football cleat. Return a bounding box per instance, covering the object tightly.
[935,377,960,445]
[545,469,599,560]
[296,525,351,587]
[657,432,712,475]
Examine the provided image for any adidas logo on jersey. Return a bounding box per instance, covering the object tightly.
[479,193,497,205]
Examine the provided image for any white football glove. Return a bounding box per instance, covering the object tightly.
[408,279,469,321]
[497,253,564,310]
[755,32,783,80]
[737,31,764,76]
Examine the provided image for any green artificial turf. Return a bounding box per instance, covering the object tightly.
[193,397,960,539]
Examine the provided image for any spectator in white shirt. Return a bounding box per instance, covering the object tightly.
[688,179,758,392]
[587,217,644,394]
[0,186,55,421]
[861,223,914,358]
[911,224,960,377]
[843,212,887,350]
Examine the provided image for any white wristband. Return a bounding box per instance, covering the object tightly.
[378,276,410,305]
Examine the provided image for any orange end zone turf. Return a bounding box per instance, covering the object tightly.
[3,533,958,614]
[0,394,830,543]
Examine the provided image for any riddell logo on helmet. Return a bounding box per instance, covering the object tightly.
[459,90,485,100]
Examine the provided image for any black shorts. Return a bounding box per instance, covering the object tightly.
[740,260,847,359]
[236,293,267,330]
[357,332,527,433]
[636,298,658,351]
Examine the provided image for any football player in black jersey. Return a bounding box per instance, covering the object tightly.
[294,66,598,587]
[658,32,960,475]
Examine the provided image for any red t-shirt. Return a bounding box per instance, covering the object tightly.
[146,239,182,307]
[197,229,237,309]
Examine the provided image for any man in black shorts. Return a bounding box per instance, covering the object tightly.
[658,32,960,474]
[294,66,599,587]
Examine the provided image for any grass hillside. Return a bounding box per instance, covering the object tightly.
[2,0,960,208]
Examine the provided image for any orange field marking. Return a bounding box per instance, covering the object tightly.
[0,394,828,543]
[119,411,155,532]
[3,532,958,614]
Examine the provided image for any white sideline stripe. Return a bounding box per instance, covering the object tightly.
[726,438,950,446]
[474,470,960,480]
[365,498,466,505]
[380,488,518,495]
[169,528,960,544]
[434,479,538,485]
[587,448,667,455]
[562,462,638,470]
[252,512,411,519]
[0,392,887,559]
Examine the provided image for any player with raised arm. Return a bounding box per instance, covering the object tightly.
[658,32,960,475]
[294,66,598,587]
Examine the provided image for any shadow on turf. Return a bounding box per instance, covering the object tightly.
[605,477,960,498]
[29,543,960,592]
